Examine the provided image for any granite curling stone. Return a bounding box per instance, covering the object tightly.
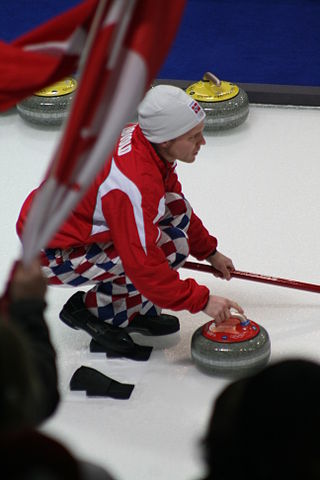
[191,311,270,378]
[186,72,249,131]
[17,77,77,127]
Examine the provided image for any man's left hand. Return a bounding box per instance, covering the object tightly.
[207,251,234,281]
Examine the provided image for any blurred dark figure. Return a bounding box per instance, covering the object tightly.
[0,258,58,430]
[202,359,320,480]
[0,259,115,480]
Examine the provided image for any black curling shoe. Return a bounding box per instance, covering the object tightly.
[126,313,180,336]
[60,291,180,345]
[59,291,135,353]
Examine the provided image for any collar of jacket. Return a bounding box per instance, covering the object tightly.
[134,123,176,181]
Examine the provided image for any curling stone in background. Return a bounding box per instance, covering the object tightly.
[186,72,249,131]
[191,311,270,378]
[16,77,77,127]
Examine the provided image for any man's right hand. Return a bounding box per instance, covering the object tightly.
[203,295,244,325]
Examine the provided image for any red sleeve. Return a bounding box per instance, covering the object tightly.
[16,189,37,239]
[102,189,209,314]
[188,212,218,260]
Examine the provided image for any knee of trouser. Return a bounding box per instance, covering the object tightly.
[172,233,190,258]
[160,192,192,231]
[158,227,190,268]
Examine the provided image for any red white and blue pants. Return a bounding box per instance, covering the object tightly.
[41,193,191,326]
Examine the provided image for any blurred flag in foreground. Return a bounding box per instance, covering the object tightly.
[0,0,185,264]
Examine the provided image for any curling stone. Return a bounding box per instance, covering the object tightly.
[16,77,77,126]
[186,72,249,131]
[191,311,270,378]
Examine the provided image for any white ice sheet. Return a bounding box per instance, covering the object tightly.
[0,104,319,480]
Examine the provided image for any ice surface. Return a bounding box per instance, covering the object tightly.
[0,104,319,480]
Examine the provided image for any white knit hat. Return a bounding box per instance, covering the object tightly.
[137,85,206,143]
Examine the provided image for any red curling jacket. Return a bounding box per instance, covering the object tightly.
[17,124,217,314]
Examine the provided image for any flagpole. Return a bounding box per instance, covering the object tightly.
[78,0,108,75]
[19,0,187,268]
[21,0,139,266]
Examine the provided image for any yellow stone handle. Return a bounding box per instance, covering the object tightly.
[203,72,221,87]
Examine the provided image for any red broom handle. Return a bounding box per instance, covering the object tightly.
[183,261,320,294]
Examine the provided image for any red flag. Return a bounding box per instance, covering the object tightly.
[16,0,186,264]
[0,0,99,111]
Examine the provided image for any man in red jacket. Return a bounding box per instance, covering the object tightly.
[17,85,243,352]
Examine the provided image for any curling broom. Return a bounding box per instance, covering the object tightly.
[183,261,320,294]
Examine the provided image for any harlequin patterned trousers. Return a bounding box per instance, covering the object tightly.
[41,193,191,326]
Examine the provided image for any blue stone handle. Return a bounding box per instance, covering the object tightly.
[230,309,250,327]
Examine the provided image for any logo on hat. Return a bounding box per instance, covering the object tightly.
[189,100,201,115]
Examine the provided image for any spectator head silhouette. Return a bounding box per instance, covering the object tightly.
[202,359,320,480]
